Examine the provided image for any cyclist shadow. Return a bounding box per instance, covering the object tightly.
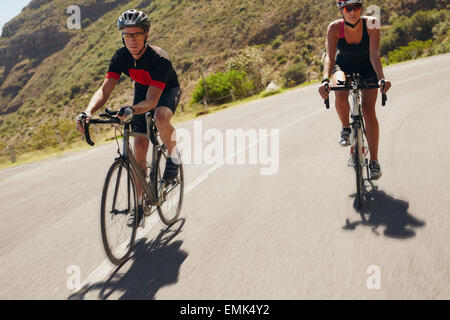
[68,218,188,300]
[344,183,425,239]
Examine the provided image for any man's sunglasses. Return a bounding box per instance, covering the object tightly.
[342,4,362,13]
[122,32,146,40]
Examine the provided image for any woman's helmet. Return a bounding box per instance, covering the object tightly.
[336,0,363,9]
[117,9,150,32]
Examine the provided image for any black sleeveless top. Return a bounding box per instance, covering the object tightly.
[336,18,371,66]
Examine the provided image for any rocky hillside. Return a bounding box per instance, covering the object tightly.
[0,0,448,149]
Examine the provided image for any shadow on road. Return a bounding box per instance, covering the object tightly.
[344,183,425,238]
[68,218,188,300]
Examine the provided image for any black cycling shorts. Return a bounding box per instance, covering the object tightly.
[130,86,181,134]
[332,62,378,83]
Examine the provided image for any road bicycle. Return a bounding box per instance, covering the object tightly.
[324,74,387,208]
[79,109,184,265]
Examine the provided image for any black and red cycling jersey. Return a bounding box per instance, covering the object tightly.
[106,44,180,105]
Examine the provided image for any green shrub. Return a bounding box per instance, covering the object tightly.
[82,18,91,29]
[192,72,228,104]
[70,84,82,99]
[31,123,58,150]
[65,131,78,144]
[271,37,283,49]
[293,56,303,63]
[226,48,266,91]
[381,9,449,55]
[295,31,307,42]
[56,119,77,144]
[191,70,254,105]
[432,39,450,55]
[432,20,450,39]
[276,53,286,61]
[388,39,433,63]
[282,62,307,88]
[278,57,288,65]
[227,69,255,100]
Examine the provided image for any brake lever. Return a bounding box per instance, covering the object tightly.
[83,118,95,146]
[324,82,330,109]
[380,80,387,106]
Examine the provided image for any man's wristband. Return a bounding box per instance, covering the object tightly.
[321,77,330,84]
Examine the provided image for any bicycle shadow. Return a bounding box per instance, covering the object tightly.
[344,183,425,238]
[68,218,188,300]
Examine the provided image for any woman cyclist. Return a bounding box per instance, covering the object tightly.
[318,0,391,180]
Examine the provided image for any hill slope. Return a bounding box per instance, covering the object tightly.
[0,0,448,150]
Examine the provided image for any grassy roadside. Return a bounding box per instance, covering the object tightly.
[0,80,320,170]
[0,127,117,170]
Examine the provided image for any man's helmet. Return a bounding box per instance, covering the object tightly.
[117,9,150,32]
[336,0,363,9]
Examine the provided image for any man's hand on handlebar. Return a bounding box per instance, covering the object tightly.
[116,106,135,122]
[75,111,92,134]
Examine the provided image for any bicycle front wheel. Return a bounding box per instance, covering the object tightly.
[154,151,184,226]
[101,159,138,265]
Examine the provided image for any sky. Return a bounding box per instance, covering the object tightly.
[0,0,33,36]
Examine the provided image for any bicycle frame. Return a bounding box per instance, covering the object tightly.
[119,113,163,206]
[348,83,368,169]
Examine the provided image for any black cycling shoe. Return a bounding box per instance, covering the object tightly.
[339,127,351,147]
[369,160,382,180]
[162,157,180,182]
[127,204,143,227]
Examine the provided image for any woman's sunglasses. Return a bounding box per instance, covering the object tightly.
[342,4,362,13]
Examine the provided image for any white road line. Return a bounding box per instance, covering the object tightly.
[74,108,325,297]
[394,66,450,85]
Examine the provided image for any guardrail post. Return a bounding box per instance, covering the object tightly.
[7,145,16,163]
[199,66,209,112]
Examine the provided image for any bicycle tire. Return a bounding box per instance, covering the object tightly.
[100,159,138,265]
[354,131,363,208]
[154,150,184,226]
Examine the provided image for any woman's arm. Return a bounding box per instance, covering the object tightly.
[368,17,384,79]
[323,21,339,80]
[368,17,391,93]
[319,21,339,99]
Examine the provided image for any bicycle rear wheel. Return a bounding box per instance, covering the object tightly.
[154,151,184,225]
[101,159,138,265]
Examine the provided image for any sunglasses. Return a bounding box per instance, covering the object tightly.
[122,32,146,41]
[342,4,362,13]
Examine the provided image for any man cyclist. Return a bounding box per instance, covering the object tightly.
[76,9,181,223]
[318,0,391,180]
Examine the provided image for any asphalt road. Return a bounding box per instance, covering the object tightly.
[0,53,449,300]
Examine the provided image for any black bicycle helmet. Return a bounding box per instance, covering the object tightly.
[117,9,150,32]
